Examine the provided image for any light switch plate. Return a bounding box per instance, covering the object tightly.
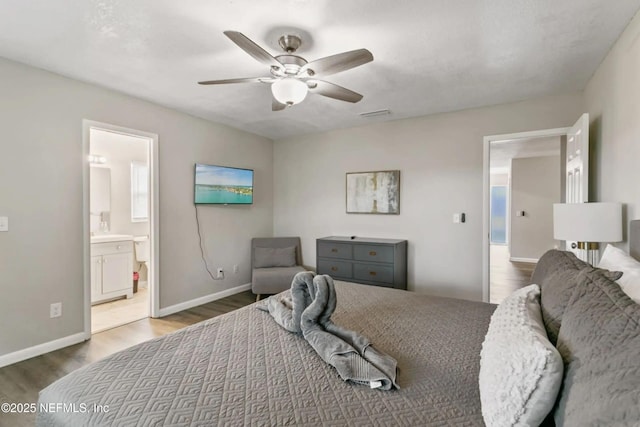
[0,216,8,232]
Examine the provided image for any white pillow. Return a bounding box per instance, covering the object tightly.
[479,284,564,427]
[597,244,640,304]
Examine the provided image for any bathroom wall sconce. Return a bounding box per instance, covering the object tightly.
[88,154,107,165]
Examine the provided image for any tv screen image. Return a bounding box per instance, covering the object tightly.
[194,164,254,205]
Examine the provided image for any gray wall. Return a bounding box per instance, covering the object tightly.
[0,57,273,357]
[273,93,584,301]
[585,10,640,249]
[509,156,561,260]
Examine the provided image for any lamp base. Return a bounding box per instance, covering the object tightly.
[576,242,600,266]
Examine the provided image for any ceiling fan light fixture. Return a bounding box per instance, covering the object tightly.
[199,31,373,110]
[271,77,308,106]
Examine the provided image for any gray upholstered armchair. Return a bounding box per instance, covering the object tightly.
[251,237,306,300]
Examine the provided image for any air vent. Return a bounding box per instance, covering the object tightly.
[359,109,391,118]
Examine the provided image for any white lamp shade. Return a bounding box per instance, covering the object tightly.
[553,202,623,242]
[271,78,308,105]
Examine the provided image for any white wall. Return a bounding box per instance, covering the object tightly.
[274,93,584,300]
[585,11,640,248]
[0,57,273,357]
[510,155,561,260]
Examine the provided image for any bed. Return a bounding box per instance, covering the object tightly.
[37,283,494,426]
[37,221,640,426]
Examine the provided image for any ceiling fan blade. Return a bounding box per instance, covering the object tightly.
[307,80,364,103]
[300,49,373,77]
[272,96,287,111]
[198,77,275,85]
[224,31,283,69]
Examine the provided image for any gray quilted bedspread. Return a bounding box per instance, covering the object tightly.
[37,282,495,426]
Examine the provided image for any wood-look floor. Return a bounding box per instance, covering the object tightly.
[0,291,255,427]
[490,245,536,304]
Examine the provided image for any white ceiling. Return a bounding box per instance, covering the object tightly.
[490,136,561,170]
[1,0,639,140]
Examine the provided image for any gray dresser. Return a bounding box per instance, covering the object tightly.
[316,236,408,289]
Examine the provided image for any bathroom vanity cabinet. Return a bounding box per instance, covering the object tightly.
[91,238,134,304]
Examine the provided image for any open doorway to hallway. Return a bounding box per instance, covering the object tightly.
[87,125,156,333]
[488,136,562,303]
[483,114,590,303]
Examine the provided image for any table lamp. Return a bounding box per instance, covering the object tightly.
[553,202,622,265]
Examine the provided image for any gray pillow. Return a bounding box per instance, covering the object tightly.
[254,246,296,268]
[536,250,622,345]
[531,249,590,286]
[554,268,640,426]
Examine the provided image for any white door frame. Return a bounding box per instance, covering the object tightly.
[82,120,160,339]
[482,127,569,303]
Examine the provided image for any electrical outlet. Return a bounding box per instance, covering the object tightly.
[233,265,239,274]
[50,302,62,318]
[453,213,460,223]
[216,267,224,279]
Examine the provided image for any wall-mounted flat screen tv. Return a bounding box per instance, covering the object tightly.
[194,163,254,205]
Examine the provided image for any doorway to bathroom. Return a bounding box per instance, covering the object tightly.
[84,121,159,335]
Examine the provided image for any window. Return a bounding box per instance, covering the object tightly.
[490,186,507,244]
[131,162,149,222]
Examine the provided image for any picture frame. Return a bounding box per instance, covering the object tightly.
[346,170,400,214]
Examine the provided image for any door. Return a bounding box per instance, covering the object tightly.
[564,113,590,255]
[85,120,159,338]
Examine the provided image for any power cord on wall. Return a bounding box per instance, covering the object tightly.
[194,205,224,281]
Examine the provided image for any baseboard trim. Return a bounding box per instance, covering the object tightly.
[0,332,87,369]
[156,283,252,317]
[510,257,539,263]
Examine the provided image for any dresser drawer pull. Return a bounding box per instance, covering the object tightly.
[369,251,377,256]
[331,267,338,272]
[331,248,338,253]
[369,271,377,276]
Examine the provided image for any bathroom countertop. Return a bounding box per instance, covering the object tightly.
[91,234,134,244]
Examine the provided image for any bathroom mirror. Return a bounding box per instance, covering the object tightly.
[90,166,111,229]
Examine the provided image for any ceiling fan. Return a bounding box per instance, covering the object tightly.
[198,31,374,111]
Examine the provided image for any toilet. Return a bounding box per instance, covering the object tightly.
[133,235,150,287]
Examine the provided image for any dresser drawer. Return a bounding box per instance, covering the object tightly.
[317,259,353,279]
[91,241,133,256]
[316,237,407,289]
[353,244,394,263]
[353,263,394,284]
[317,242,353,260]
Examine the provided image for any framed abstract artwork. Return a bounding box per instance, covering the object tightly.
[346,170,400,214]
